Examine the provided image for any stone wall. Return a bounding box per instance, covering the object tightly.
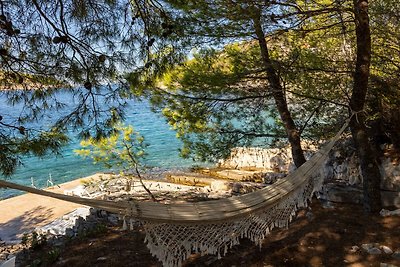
[218,147,294,172]
[218,142,400,192]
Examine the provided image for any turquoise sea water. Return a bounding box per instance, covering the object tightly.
[0,91,198,199]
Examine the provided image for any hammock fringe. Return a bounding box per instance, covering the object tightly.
[0,120,350,267]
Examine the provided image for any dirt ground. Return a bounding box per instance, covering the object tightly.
[12,200,400,267]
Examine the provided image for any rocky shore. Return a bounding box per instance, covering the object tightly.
[218,141,400,207]
[1,139,400,266]
[0,172,266,265]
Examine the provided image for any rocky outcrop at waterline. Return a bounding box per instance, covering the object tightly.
[218,140,400,207]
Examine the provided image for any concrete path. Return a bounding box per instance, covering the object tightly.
[0,174,108,242]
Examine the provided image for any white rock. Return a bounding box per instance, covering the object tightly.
[202,186,211,193]
[380,245,393,254]
[350,246,360,253]
[210,180,230,192]
[219,143,400,191]
[37,207,91,236]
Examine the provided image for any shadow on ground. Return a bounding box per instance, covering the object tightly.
[14,200,400,267]
[0,206,54,242]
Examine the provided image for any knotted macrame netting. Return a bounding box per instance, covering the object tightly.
[0,121,349,267]
[142,172,319,267]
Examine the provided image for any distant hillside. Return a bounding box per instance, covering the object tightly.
[0,71,66,90]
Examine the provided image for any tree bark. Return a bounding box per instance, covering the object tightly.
[252,16,306,168]
[350,0,382,212]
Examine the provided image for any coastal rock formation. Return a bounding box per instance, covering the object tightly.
[218,147,294,172]
[323,143,400,192]
[218,141,400,196]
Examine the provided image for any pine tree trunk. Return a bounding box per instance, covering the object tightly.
[350,0,382,212]
[252,16,306,168]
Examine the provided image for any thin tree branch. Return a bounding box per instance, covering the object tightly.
[298,100,325,134]
[155,87,270,102]
[122,141,156,202]
[285,89,348,107]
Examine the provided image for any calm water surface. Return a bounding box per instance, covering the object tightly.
[0,90,198,199]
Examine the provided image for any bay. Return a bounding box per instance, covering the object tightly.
[0,90,198,199]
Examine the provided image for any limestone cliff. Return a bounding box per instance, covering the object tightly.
[218,140,400,192]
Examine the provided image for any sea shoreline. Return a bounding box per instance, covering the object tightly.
[2,142,400,243]
[0,169,224,242]
[0,165,197,200]
[0,166,264,243]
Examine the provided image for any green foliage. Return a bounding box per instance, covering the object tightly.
[148,43,282,161]
[76,223,107,239]
[0,0,181,177]
[21,231,47,250]
[75,124,147,173]
[136,0,400,163]
[3,0,400,177]
[29,258,43,267]
[75,123,156,200]
[128,0,358,162]
[21,232,60,267]
[24,248,60,267]
[45,248,61,264]
[273,27,352,139]
[0,126,69,176]
[366,1,400,150]
[147,24,357,160]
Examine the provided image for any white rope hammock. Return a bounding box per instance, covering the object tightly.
[0,120,350,267]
